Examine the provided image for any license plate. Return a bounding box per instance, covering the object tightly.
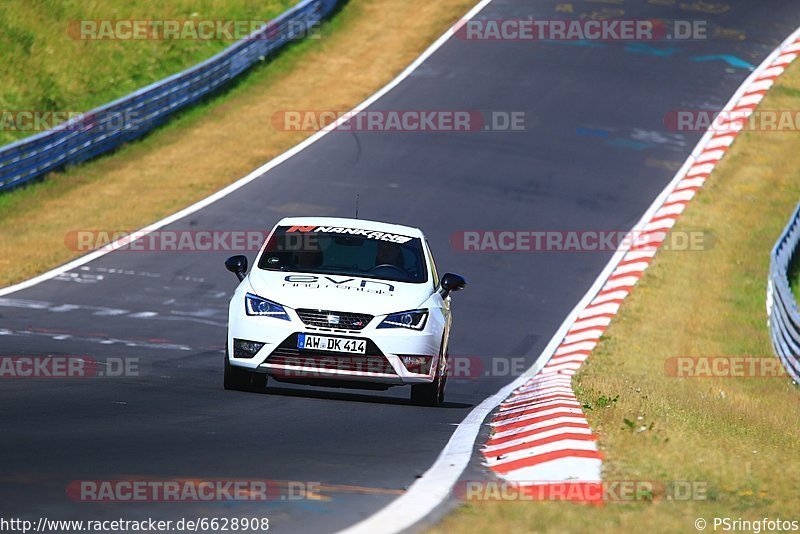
[297,334,367,354]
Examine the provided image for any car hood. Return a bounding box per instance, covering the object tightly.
[247,268,433,316]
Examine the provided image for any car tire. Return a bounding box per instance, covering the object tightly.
[410,350,447,407]
[224,348,268,392]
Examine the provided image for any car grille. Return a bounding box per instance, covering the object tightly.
[295,309,373,331]
[265,335,396,375]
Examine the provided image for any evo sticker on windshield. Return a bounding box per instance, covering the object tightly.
[286,226,413,244]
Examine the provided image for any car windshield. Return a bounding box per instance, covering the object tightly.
[257,225,428,284]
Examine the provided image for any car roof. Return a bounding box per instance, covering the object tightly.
[275,217,425,238]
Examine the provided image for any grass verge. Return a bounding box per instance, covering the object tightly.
[434,52,800,534]
[0,0,477,286]
[0,0,295,145]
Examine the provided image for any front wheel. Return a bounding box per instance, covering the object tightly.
[224,349,267,392]
[410,351,447,406]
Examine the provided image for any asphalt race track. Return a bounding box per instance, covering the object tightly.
[2,1,800,532]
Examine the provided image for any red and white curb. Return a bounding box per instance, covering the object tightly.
[481,36,800,484]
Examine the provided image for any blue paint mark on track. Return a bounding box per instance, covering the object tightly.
[576,127,610,138]
[692,54,756,70]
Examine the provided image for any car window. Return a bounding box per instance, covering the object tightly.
[258,226,428,284]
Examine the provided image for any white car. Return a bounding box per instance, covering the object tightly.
[223,217,466,406]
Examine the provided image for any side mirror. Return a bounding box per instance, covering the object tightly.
[225,255,248,282]
[440,273,466,299]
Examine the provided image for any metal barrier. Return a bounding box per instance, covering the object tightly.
[0,0,342,191]
[768,201,800,382]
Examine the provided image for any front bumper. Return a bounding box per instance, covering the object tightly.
[227,299,442,386]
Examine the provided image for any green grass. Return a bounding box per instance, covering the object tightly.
[0,0,294,145]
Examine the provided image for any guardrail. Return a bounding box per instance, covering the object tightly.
[0,0,342,192]
[767,201,800,382]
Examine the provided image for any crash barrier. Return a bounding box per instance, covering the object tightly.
[0,0,342,191]
[768,201,800,383]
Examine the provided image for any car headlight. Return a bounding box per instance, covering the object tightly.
[377,309,428,330]
[245,293,290,320]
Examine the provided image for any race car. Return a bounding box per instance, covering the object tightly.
[223,217,466,406]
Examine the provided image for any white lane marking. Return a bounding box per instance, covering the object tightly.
[82,266,165,278]
[55,272,105,284]
[0,297,136,317]
[0,297,225,326]
[0,328,192,351]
